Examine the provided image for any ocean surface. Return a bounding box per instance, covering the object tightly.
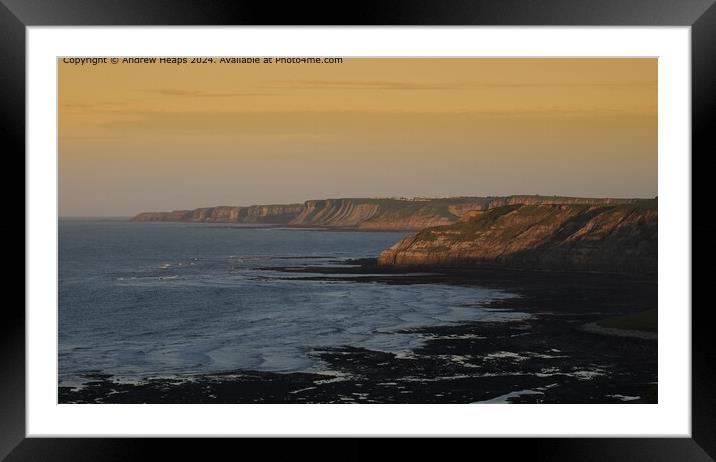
[59,220,523,385]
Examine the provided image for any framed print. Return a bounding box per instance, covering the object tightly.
[5,0,713,458]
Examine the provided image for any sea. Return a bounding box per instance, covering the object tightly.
[58,219,522,385]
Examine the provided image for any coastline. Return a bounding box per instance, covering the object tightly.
[60,261,657,404]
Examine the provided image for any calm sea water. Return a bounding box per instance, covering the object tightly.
[59,220,521,384]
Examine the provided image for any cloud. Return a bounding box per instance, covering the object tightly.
[265,79,657,91]
[86,108,655,137]
[138,89,273,98]
[61,135,122,140]
[266,80,456,90]
[61,101,129,110]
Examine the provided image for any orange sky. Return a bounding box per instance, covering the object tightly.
[59,58,657,217]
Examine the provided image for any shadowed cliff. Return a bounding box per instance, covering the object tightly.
[377,200,657,274]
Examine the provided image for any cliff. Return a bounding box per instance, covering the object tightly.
[377,200,657,274]
[132,204,304,224]
[132,196,642,231]
[288,198,464,230]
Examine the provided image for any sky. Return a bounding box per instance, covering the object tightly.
[58,58,657,217]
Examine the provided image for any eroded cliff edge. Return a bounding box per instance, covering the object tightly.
[377,200,657,274]
[132,196,639,231]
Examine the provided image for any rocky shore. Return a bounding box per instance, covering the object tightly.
[59,263,657,404]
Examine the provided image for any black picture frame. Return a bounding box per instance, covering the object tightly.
[5,0,711,459]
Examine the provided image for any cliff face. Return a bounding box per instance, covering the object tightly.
[462,195,634,211]
[133,198,458,229]
[132,196,643,231]
[289,199,381,227]
[133,210,194,222]
[377,201,657,274]
[288,199,456,230]
[132,204,304,224]
[237,205,306,223]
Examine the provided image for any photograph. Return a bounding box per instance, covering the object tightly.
[57,56,658,404]
[3,0,709,453]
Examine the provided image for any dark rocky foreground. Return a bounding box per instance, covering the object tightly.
[59,262,657,404]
